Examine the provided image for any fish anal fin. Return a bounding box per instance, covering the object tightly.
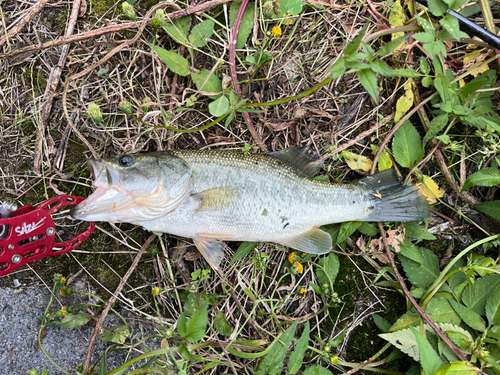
[193,238,229,270]
[265,146,324,178]
[192,186,239,212]
[282,228,332,255]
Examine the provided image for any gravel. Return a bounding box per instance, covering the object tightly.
[0,275,161,375]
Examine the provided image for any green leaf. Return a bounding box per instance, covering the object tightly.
[209,96,230,116]
[420,56,430,75]
[100,325,130,344]
[302,366,334,375]
[280,0,304,15]
[423,113,449,144]
[462,274,500,315]
[329,57,346,79]
[424,40,447,58]
[404,222,436,241]
[392,69,422,78]
[378,34,411,57]
[259,321,297,375]
[390,311,421,331]
[427,0,448,16]
[153,46,190,76]
[373,314,391,333]
[392,120,424,168]
[162,16,191,45]
[369,60,393,76]
[214,312,234,336]
[191,70,222,95]
[345,23,369,56]
[358,222,379,237]
[439,14,461,40]
[413,32,435,43]
[434,75,450,102]
[426,297,461,325]
[336,221,361,245]
[59,313,91,329]
[398,245,439,289]
[410,327,443,375]
[448,299,486,332]
[486,285,500,325]
[177,301,208,342]
[188,19,214,48]
[438,322,473,349]
[288,321,310,374]
[380,328,420,361]
[316,253,340,291]
[463,168,500,190]
[434,361,479,375]
[357,69,379,104]
[231,242,258,264]
[229,1,254,48]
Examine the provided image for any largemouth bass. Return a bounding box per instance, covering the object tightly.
[70,147,429,269]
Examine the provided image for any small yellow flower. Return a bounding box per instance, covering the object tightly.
[330,355,339,365]
[288,252,296,263]
[59,286,73,297]
[61,277,66,283]
[291,261,303,274]
[272,26,282,37]
[152,287,161,296]
[300,288,307,298]
[61,306,68,317]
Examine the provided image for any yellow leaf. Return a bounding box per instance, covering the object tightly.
[371,145,393,171]
[389,0,405,49]
[416,175,444,204]
[462,51,490,77]
[394,80,414,123]
[342,151,373,172]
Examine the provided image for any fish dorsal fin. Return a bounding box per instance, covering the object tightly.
[193,237,229,270]
[281,228,332,255]
[192,186,239,211]
[265,146,324,178]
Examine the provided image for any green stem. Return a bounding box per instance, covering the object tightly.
[420,234,500,303]
[105,348,176,375]
[243,76,333,108]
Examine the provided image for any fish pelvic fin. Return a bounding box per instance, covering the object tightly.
[192,186,239,212]
[194,234,236,270]
[265,146,324,178]
[282,228,332,255]
[358,169,430,222]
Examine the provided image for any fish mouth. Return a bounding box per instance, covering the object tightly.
[70,159,132,222]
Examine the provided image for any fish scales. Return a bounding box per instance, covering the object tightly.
[166,150,371,241]
[71,148,429,269]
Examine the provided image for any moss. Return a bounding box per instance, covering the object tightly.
[91,0,120,18]
[326,253,408,368]
[56,9,70,30]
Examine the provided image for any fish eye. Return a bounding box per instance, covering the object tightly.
[118,155,134,167]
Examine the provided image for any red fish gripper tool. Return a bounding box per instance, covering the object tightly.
[0,195,95,276]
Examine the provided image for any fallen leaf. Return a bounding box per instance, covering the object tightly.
[389,0,405,49]
[368,223,405,264]
[266,120,297,131]
[342,151,373,172]
[394,80,414,123]
[385,223,405,252]
[368,238,389,264]
[356,236,366,251]
[416,175,444,204]
[184,251,202,261]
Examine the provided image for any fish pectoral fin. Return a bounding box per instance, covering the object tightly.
[192,186,239,211]
[265,146,324,178]
[193,237,229,270]
[282,228,332,255]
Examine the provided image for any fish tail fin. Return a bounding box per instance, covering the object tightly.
[358,169,430,222]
